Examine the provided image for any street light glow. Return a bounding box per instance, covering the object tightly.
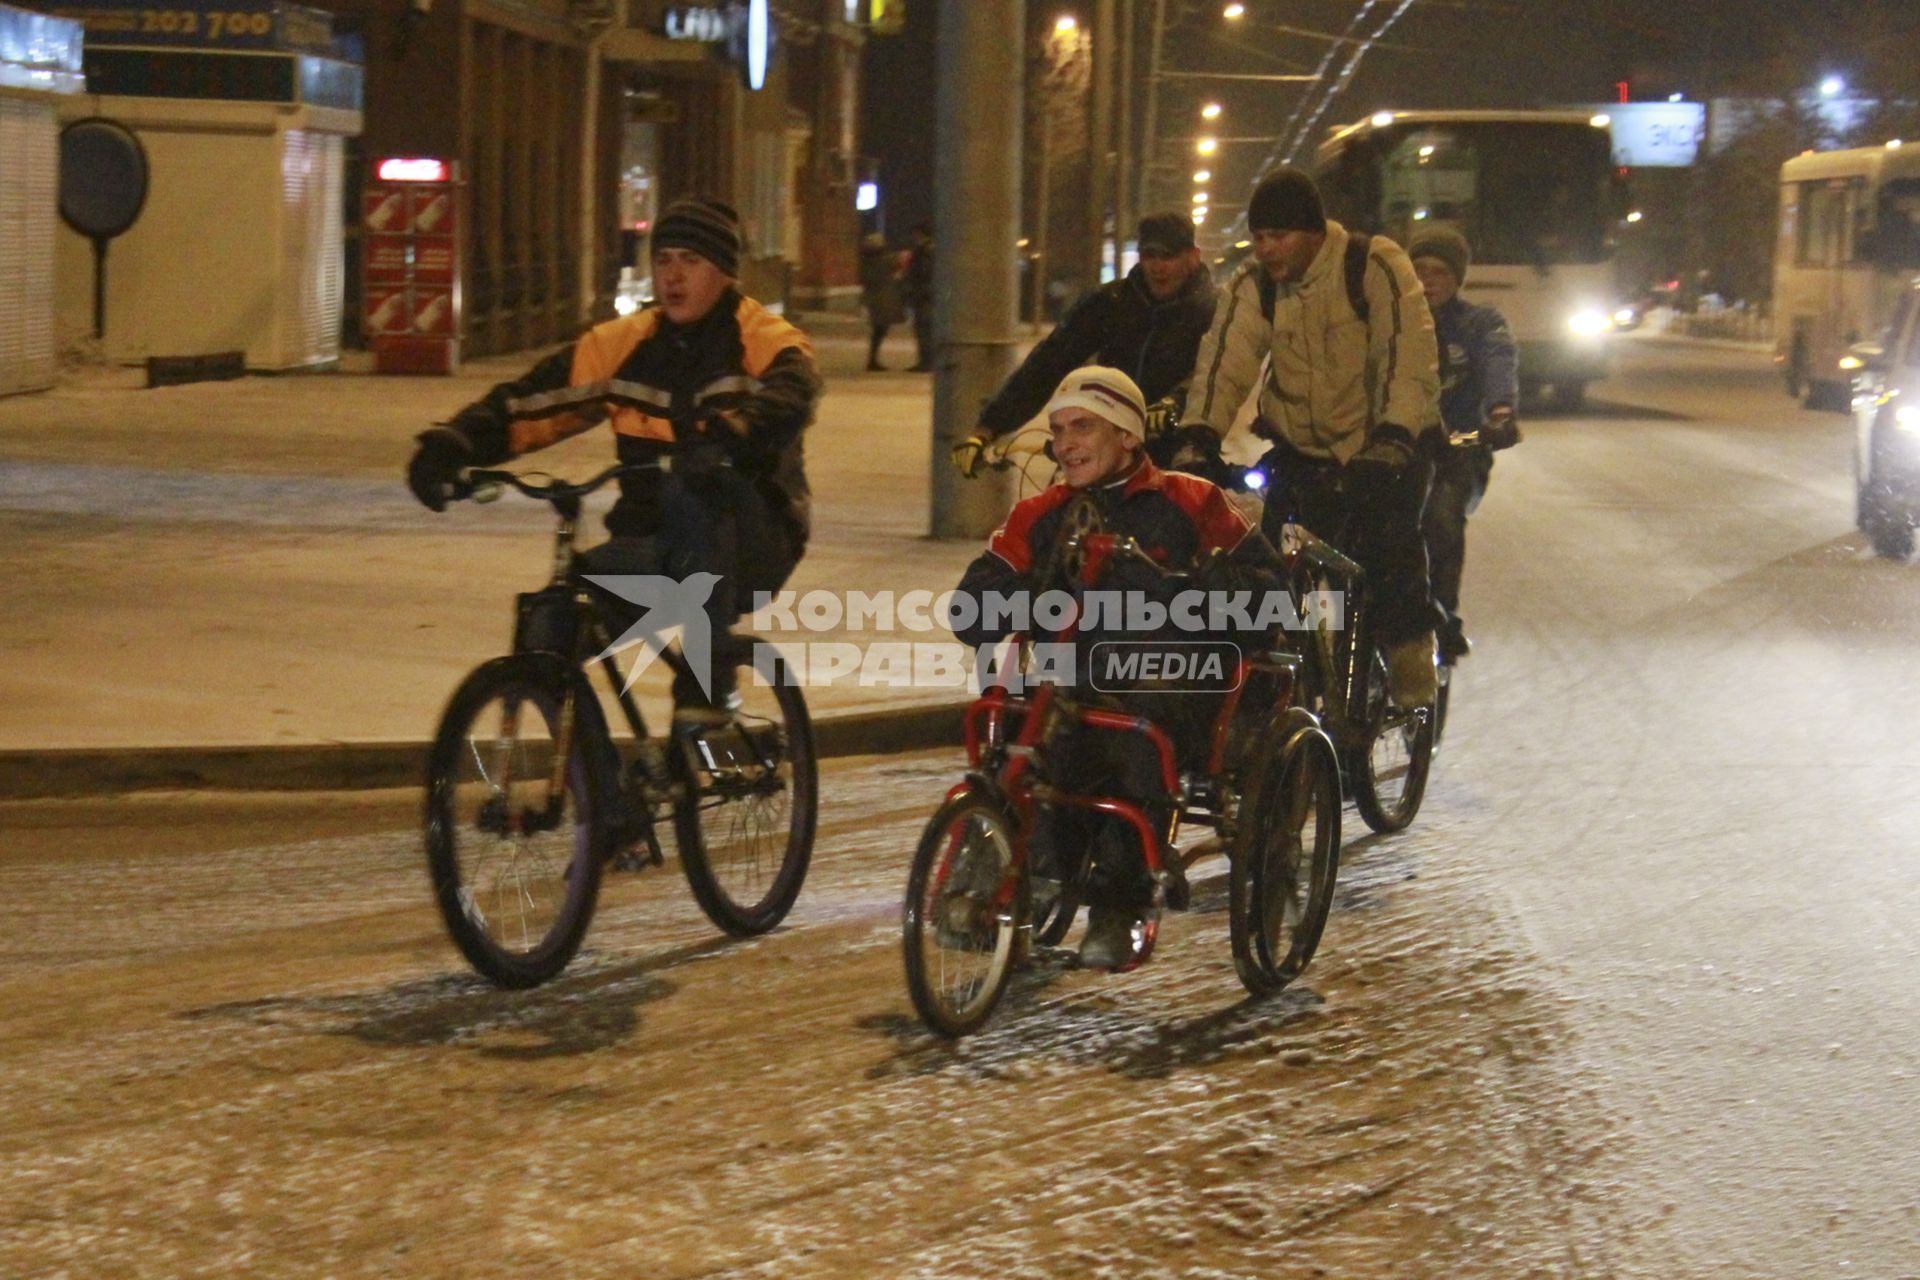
[1201,102,1223,120]
[1626,210,1644,223]
[1369,111,1394,128]
[1193,190,1209,204]
[1054,14,1078,34]
[1590,113,1611,128]
[1820,76,1844,97]
[1668,93,1683,103]
[1193,169,1211,183]
[1192,209,1208,223]
[1223,3,1245,19]
[1197,137,1218,155]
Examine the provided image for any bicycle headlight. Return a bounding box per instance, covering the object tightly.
[1244,468,1267,491]
[1567,309,1614,338]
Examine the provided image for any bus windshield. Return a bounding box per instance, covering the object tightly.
[1878,179,1920,271]
[1322,121,1617,267]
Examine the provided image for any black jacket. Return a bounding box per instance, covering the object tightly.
[977,265,1219,438]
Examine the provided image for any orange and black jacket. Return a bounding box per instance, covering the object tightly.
[430,289,821,543]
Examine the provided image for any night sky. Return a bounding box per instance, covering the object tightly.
[859,0,1898,237]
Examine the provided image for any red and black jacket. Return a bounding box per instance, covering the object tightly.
[948,458,1282,653]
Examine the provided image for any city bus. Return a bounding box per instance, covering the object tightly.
[1773,142,1920,410]
[1313,109,1623,411]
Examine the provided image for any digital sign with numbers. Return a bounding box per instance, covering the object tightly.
[49,2,335,55]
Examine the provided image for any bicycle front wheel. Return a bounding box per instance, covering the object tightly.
[424,655,615,988]
[1231,720,1341,996]
[1353,651,1435,833]
[902,792,1025,1038]
[672,642,818,936]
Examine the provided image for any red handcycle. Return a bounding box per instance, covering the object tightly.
[900,527,1344,1037]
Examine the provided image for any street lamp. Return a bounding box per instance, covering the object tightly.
[1197,137,1218,155]
[1054,13,1078,34]
[1223,2,1244,19]
[1369,110,1394,128]
[1820,75,1844,98]
[1192,190,1209,204]
[1201,102,1222,120]
[1193,168,1211,183]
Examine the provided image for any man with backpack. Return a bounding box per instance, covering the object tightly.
[1182,166,1443,709]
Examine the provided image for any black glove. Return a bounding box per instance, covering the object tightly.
[1481,407,1522,452]
[1166,423,1223,470]
[406,427,472,513]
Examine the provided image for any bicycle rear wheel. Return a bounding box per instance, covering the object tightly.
[1353,650,1434,833]
[424,655,615,988]
[673,642,818,936]
[1230,720,1341,996]
[902,792,1024,1038]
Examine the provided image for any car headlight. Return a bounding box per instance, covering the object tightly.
[1896,405,1920,433]
[1612,306,1637,327]
[1568,310,1613,338]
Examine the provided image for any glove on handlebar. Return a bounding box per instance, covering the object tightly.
[950,432,992,478]
[1481,408,1522,452]
[406,427,473,513]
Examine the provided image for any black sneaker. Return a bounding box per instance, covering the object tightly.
[1077,904,1144,970]
[1438,623,1471,664]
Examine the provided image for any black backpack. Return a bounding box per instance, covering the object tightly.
[1259,232,1373,323]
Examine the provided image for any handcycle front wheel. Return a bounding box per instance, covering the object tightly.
[1230,716,1342,997]
[1352,648,1435,833]
[672,640,818,937]
[902,792,1025,1038]
[424,654,618,989]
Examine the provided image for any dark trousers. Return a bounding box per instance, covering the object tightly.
[1258,440,1440,647]
[866,321,891,368]
[579,470,797,700]
[911,305,935,369]
[1423,445,1492,644]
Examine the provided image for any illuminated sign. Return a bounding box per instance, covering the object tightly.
[377,157,450,183]
[856,181,878,212]
[661,6,729,41]
[660,0,773,92]
[1583,101,1705,168]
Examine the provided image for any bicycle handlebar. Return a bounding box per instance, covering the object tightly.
[454,448,730,507]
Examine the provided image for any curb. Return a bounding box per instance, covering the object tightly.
[0,701,967,802]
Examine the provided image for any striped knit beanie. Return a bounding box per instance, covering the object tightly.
[653,197,742,276]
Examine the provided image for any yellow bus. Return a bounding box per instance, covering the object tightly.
[1773,142,1920,409]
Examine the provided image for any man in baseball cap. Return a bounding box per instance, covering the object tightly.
[953,209,1219,479]
[943,367,1283,968]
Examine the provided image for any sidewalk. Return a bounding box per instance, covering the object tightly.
[0,314,1013,795]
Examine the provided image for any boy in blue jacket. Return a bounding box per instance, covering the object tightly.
[1408,227,1520,663]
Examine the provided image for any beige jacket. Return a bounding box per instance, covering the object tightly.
[1187,220,1440,461]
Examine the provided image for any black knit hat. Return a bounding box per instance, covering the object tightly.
[653,197,742,276]
[1408,225,1470,286]
[1136,211,1196,256]
[1247,166,1327,234]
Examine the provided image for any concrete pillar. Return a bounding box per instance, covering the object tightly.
[929,0,1023,539]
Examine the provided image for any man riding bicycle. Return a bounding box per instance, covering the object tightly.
[405,197,820,723]
[945,367,1285,968]
[1407,226,1520,664]
[951,212,1221,480]
[1182,166,1443,710]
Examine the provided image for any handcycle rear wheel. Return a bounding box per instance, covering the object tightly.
[902,792,1025,1038]
[1352,649,1434,833]
[424,654,617,988]
[1230,717,1342,996]
[673,641,818,936]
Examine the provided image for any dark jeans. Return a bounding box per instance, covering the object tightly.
[866,321,891,367]
[1423,445,1492,644]
[579,469,797,702]
[1033,687,1219,911]
[911,305,935,369]
[1258,440,1441,647]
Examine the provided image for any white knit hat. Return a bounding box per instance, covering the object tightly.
[1043,366,1150,441]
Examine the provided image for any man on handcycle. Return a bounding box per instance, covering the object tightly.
[404,197,820,723]
[944,367,1286,968]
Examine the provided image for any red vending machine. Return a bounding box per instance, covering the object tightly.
[364,157,461,374]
